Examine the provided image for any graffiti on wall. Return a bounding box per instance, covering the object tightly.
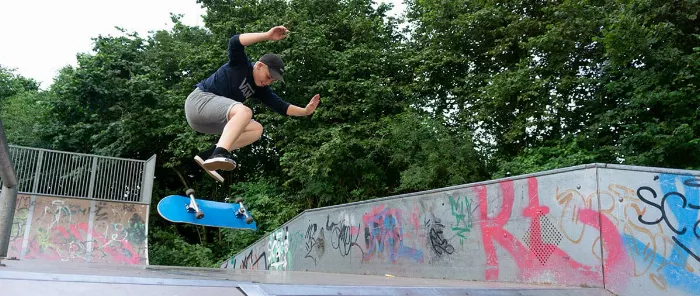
[8,195,148,265]
[225,168,700,295]
[90,201,147,264]
[554,175,700,294]
[268,227,290,270]
[622,174,700,293]
[476,178,632,287]
[8,195,32,256]
[448,194,474,245]
[228,248,267,270]
[362,205,424,263]
[425,216,454,258]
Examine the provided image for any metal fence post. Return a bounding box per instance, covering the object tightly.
[0,120,18,265]
[140,155,156,204]
[87,157,98,198]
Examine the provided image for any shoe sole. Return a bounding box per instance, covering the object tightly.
[194,156,224,182]
[203,157,237,171]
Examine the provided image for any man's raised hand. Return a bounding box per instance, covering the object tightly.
[305,94,320,115]
[267,26,289,41]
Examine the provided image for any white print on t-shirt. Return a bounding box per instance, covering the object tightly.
[239,78,255,99]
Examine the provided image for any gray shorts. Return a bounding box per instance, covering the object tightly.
[184,88,242,134]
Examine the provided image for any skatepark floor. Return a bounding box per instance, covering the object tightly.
[0,259,613,296]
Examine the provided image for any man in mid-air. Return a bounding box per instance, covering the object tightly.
[184,25,320,182]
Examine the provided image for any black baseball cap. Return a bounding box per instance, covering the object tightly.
[259,53,285,83]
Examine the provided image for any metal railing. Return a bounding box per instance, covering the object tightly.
[0,145,156,204]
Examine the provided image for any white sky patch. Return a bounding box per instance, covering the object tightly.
[0,0,206,89]
[0,0,406,90]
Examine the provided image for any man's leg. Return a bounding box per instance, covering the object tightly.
[203,104,263,171]
[185,88,254,180]
[229,120,264,150]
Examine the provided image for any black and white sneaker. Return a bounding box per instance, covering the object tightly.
[203,147,237,171]
[194,145,224,182]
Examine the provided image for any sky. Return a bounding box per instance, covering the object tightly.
[0,0,406,89]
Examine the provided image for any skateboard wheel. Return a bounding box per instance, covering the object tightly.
[196,211,204,219]
[235,197,243,203]
[186,188,195,196]
[246,216,254,224]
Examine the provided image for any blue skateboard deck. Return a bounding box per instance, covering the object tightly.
[157,192,257,230]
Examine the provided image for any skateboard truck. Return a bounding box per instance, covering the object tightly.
[226,197,254,224]
[185,188,204,219]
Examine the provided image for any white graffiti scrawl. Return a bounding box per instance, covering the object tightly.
[268,226,289,270]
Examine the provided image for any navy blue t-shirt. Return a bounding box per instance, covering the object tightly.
[195,35,290,115]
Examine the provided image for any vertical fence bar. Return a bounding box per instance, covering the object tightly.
[101,159,114,200]
[115,159,121,200]
[0,120,18,261]
[74,156,80,196]
[57,153,63,195]
[80,157,87,197]
[42,151,49,195]
[67,155,73,196]
[26,150,33,192]
[132,161,138,202]
[58,153,65,195]
[45,151,53,195]
[133,161,139,201]
[72,156,78,196]
[101,159,107,200]
[124,160,129,200]
[15,150,22,192]
[105,159,111,200]
[117,159,124,201]
[103,159,110,200]
[87,157,98,199]
[52,153,58,195]
[84,156,90,196]
[140,155,156,204]
[136,161,142,201]
[127,161,133,202]
[32,151,43,195]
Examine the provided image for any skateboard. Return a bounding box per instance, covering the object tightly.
[157,188,257,230]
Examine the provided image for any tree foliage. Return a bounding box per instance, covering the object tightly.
[0,66,45,146]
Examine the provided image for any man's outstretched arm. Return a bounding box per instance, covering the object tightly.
[287,94,320,116]
[239,25,289,46]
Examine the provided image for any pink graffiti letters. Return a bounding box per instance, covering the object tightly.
[478,178,632,286]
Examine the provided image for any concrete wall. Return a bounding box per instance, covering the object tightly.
[7,194,148,264]
[223,163,700,296]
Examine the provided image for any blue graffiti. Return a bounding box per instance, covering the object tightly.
[624,173,700,292]
[363,209,423,263]
[622,235,700,292]
[657,174,700,263]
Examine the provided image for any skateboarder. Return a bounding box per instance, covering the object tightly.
[185,25,320,182]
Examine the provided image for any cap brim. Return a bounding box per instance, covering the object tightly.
[269,69,285,83]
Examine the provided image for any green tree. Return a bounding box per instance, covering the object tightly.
[0,66,39,101]
[0,66,45,147]
[406,0,700,176]
[597,0,700,169]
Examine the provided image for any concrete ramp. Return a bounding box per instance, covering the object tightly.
[1,260,610,296]
[224,163,700,296]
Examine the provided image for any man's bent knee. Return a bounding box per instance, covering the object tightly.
[250,120,264,139]
[227,104,253,121]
